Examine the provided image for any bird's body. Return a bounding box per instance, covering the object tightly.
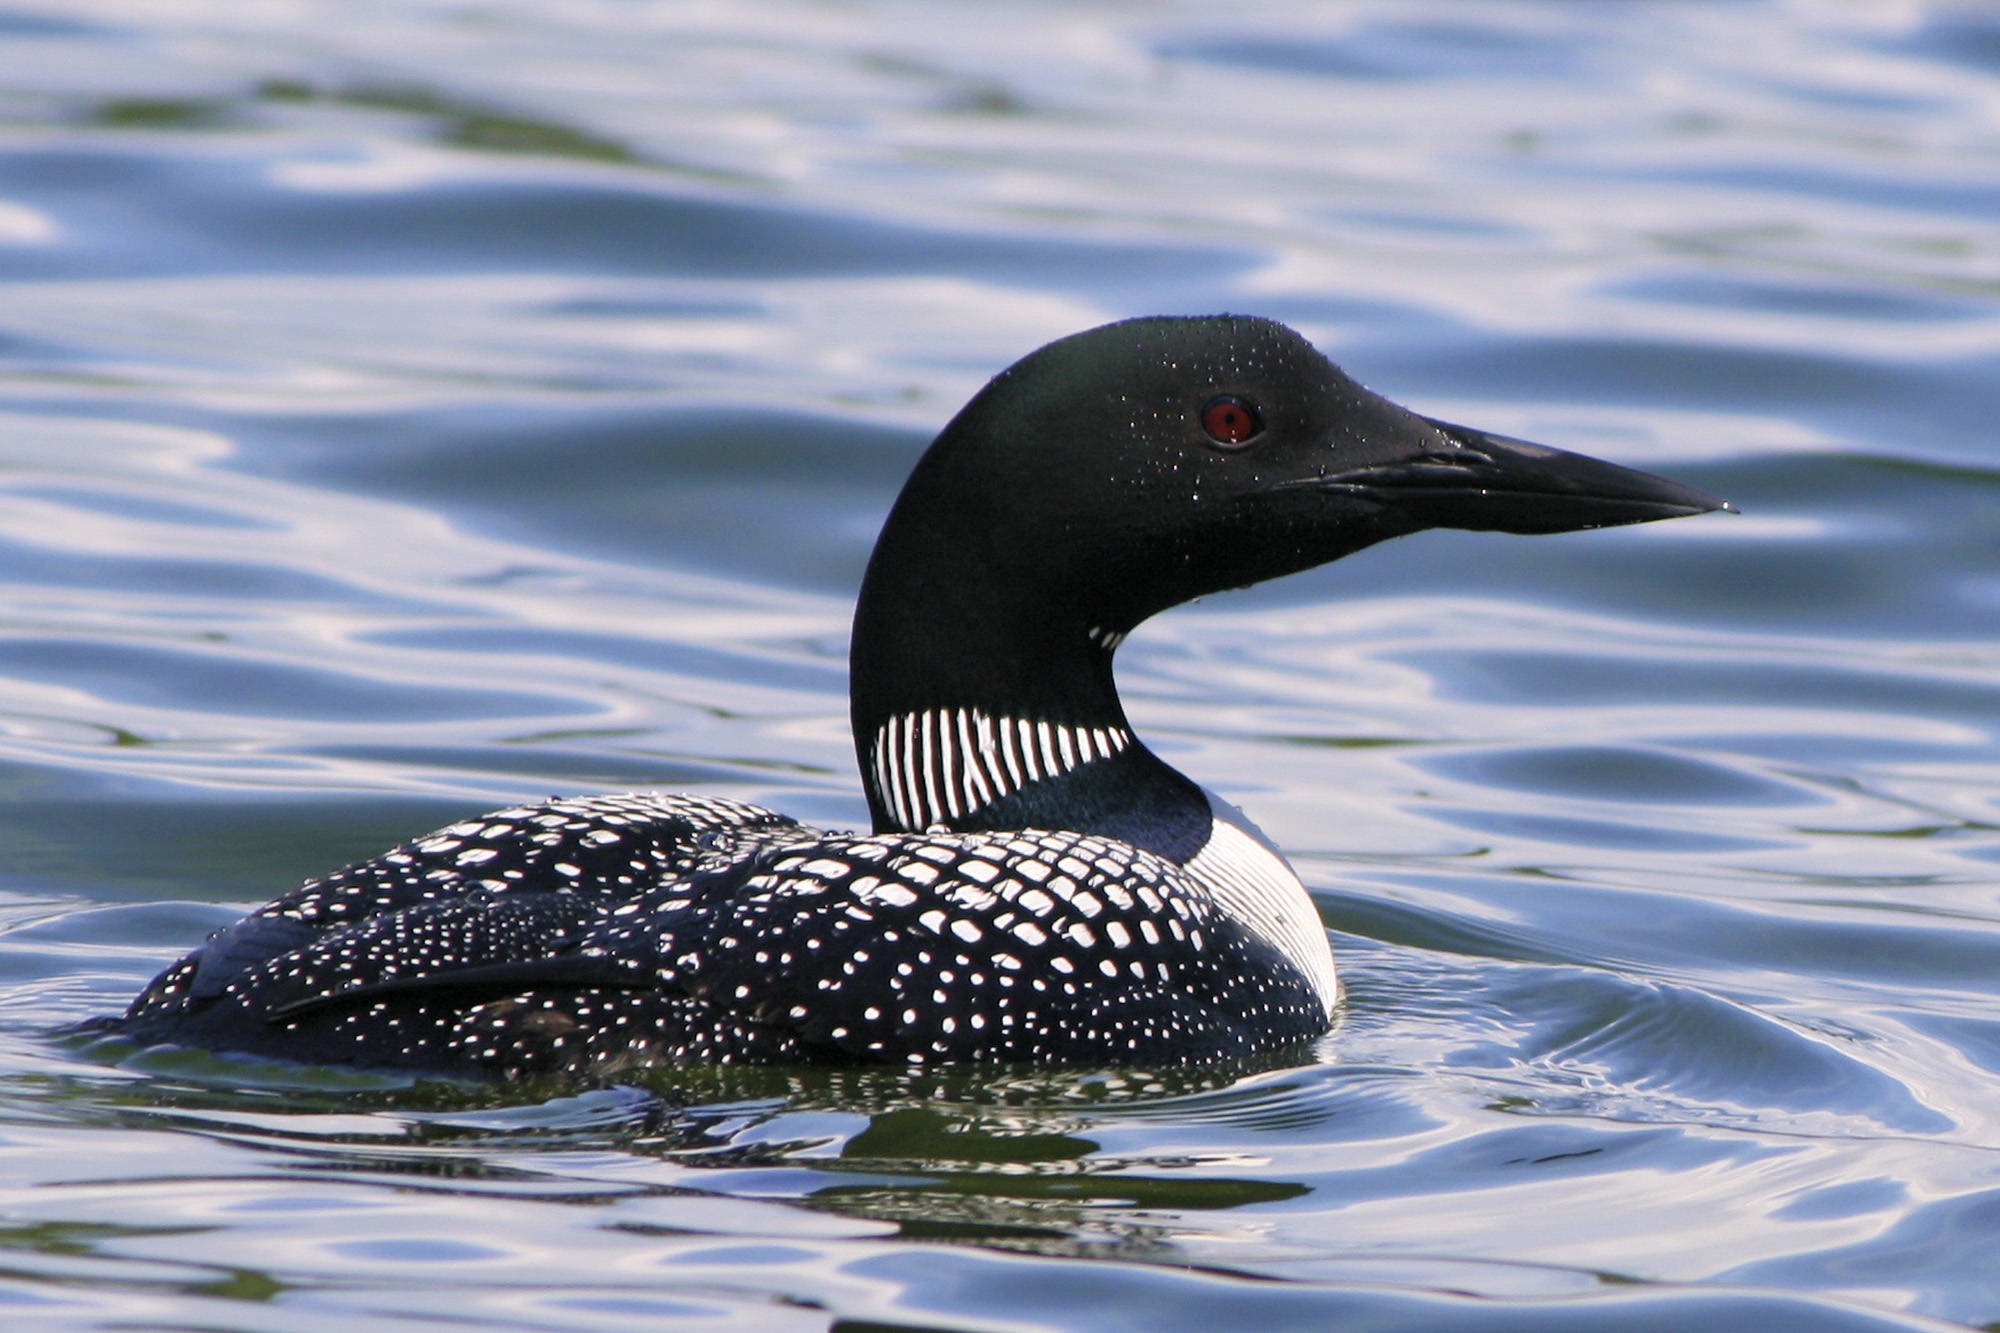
[116,792,1331,1075]
[103,315,1725,1078]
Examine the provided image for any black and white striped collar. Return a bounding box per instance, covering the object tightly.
[867,708,1134,832]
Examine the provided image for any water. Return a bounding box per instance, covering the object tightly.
[0,0,1995,1328]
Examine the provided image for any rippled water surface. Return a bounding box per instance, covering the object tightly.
[0,1,1997,1329]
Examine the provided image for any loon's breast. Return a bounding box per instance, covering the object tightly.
[1184,795,1340,1017]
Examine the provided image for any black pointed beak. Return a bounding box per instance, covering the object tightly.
[1293,417,1734,534]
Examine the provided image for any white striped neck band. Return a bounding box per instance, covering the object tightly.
[868,709,1135,831]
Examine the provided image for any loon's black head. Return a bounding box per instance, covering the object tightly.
[850,314,1728,838]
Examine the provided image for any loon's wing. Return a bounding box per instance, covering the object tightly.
[241,891,651,1021]
[122,792,815,1026]
[116,887,649,1068]
[263,955,649,1019]
[250,792,810,929]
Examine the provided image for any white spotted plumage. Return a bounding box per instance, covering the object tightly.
[112,791,1332,1078]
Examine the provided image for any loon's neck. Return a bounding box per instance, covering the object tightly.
[849,524,1212,863]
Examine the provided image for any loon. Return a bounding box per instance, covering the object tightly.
[104,315,1726,1078]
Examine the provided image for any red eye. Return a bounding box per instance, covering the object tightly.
[1200,394,1262,447]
